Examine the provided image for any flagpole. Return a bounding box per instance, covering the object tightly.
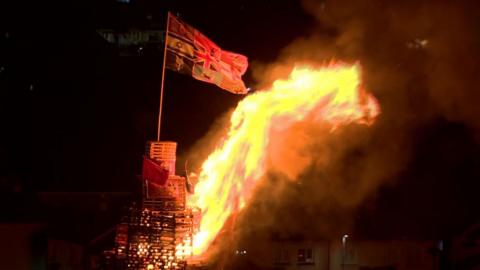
[157,11,171,141]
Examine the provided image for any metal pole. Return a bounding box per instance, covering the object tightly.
[157,11,171,141]
[327,240,331,270]
[342,235,348,270]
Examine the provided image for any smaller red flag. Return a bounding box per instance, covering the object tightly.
[142,156,169,186]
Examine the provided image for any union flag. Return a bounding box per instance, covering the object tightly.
[165,13,249,94]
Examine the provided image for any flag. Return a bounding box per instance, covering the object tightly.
[142,156,169,186]
[165,13,249,94]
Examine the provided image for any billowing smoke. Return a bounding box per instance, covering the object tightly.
[186,0,480,266]
[239,0,480,229]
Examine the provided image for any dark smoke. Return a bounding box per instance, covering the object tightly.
[241,0,480,230]
[189,0,480,266]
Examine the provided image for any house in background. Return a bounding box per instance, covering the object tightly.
[0,192,130,270]
[239,238,435,270]
[0,223,84,270]
[451,222,480,270]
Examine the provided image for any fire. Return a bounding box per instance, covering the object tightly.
[188,62,380,255]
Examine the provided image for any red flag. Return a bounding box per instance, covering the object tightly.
[142,156,169,186]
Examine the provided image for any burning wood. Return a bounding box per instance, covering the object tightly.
[114,141,201,270]
[113,63,380,269]
[188,63,380,256]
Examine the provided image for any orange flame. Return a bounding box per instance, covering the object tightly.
[187,63,380,255]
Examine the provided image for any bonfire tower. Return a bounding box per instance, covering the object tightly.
[114,141,200,270]
[110,10,249,269]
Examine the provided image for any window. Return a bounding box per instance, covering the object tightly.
[275,248,289,264]
[297,248,314,264]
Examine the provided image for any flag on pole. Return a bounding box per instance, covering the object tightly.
[165,13,249,94]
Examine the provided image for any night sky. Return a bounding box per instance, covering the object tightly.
[0,1,313,192]
[1,0,480,240]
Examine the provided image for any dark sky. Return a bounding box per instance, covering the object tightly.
[1,0,479,239]
[0,0,314,191]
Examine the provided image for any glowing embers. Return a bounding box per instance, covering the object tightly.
[188,63,380,255]
[118,207,192,270]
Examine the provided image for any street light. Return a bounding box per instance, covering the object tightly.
[342,234,349,270]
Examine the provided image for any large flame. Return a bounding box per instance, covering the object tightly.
[188,63,380,255]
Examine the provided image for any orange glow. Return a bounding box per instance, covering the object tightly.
[188,63,380,255]
[175,238,193,258]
